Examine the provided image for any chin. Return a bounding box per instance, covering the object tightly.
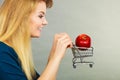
[31,35,40,38]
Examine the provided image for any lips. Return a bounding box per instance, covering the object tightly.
[38,27,42,31]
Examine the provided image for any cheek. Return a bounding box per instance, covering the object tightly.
[30,18,41,30]
[30,18,42,37]
[31,17,39,26]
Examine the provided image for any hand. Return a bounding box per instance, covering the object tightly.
[48,33,73,62]
[40,33,73,80]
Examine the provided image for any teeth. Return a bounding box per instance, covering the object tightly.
[39,28,42,30]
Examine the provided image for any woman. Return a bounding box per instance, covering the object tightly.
[0,0,73,80]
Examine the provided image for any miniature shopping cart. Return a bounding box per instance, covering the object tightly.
[71,45,94,68]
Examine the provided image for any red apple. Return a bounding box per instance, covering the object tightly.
[75,34,91,48]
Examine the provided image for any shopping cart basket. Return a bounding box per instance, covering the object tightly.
[71,45,94,68]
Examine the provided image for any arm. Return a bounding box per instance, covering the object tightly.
[37,33,73,80]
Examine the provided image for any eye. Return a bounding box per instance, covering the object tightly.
[39,14,44,19]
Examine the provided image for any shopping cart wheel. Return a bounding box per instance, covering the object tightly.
[73,63,77,68]
[89,64,93,68]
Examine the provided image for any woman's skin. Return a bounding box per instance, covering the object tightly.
[30,1,73,80]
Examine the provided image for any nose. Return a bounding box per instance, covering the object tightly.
[42,18,48,26]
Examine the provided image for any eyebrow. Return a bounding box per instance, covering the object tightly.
[39,11,46,15]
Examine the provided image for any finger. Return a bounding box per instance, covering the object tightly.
[54,33,73,48]
[65,40,73,48]
[60,38,73,48]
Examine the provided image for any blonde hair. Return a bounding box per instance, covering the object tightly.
[0,0,53,80]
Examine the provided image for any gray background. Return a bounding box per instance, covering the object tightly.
[1,0,120,80]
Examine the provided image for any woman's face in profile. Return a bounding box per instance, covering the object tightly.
[30,1,48,38]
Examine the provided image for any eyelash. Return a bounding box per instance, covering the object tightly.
[39,15,44,18]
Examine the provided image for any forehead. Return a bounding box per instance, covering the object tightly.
[34,1,46,14]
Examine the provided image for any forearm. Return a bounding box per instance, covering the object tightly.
[37,33,73,80]
[37,57,61,80]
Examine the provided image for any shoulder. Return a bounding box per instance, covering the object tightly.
[0,41,20,67]
[0,41,18,61]
[0,41,20,69]
[0,41,27,80]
